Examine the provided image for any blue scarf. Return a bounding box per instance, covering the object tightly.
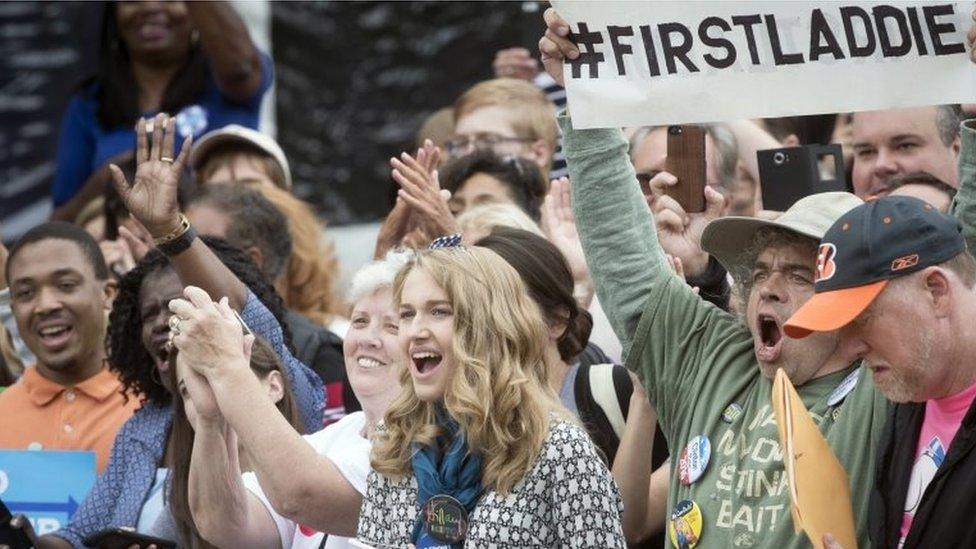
[411,407,484,545]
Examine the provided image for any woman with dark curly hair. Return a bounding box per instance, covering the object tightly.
[37,236,324,549]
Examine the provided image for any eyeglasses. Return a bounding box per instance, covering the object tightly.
[444,133,535,156]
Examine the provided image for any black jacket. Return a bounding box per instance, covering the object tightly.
[870,396,976,548]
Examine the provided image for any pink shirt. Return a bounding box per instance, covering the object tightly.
[899,381,976,544]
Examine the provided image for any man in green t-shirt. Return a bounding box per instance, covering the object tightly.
[538,8,976,548]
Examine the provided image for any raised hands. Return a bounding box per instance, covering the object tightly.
[377,139,459,255]
[538,8,579,88]
[99,239,137,278]
[493,48,541,81]
[390,148,457,239]
[540,177,593,305]
[168,287,251,380]
[644,171,725,278]
[109,113,191,238]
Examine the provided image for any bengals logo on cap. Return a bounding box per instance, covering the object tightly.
[815,243,837,282]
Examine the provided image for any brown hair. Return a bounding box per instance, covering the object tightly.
[732,226,820,303]
[197,142,289,190]
[256,184,348,323]
[167,337,303,548]
[475,227,592,361]
[453,79,557,159]
[439,150,549,222]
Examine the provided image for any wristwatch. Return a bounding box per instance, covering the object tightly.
[154,214,198,256]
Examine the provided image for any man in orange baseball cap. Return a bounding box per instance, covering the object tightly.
[785,195,976,547]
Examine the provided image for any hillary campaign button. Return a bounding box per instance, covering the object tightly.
[417,494,468,548]
[678,435,711,485]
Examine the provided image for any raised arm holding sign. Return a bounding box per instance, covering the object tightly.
[549,1,975,128]
[542,7,892,548]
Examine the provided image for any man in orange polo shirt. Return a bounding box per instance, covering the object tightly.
[0,222,138,472]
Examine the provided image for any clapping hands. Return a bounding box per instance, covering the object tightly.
[168,287,252,381]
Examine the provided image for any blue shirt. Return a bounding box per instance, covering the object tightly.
[51,52,273,207]
[52,292,325,548]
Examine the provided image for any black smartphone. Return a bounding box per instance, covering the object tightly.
[0,498,38,549]
[758,144,847,212]
[82,528,176,549]
[665,125,707,213]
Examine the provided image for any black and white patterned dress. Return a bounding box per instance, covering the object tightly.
[357,418,626,548]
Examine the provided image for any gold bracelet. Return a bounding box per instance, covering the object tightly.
[153,214,191,246]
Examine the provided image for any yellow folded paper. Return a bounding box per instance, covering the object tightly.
[772,368,857,549]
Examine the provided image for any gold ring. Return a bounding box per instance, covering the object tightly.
[160,156,174,164]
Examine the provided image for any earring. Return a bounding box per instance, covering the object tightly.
[151,365,163,387]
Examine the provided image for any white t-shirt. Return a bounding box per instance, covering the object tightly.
[243,412,371,549]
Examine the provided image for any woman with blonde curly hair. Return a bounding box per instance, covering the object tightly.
[358,245,625,548]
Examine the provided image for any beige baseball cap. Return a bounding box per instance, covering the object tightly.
[189,124,292,189]
[701,192,863,276]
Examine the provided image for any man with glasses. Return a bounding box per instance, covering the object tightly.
[448,78,563,179]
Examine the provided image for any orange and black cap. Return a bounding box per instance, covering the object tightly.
[784,196,965,338]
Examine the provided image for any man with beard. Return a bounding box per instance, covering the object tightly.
[786,119,976,548]
[539,9,899,547]
[0,222,138,472]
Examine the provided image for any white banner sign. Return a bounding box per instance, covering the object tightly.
[552,1,976,129]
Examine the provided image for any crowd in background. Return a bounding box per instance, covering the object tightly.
[2,2,976,548]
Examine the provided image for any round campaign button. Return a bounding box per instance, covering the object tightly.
[668,499,704,549]
[422,494,469,544]
[720,403,743,424]
[678,435,712,485]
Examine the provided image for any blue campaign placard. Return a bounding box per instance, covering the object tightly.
[0,450,97,535]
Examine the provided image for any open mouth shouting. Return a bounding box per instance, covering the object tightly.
[152,335,173,371]
[755,313,784,363]
[410,350,443,377]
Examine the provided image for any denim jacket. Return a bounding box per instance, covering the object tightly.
[52,292,325,547]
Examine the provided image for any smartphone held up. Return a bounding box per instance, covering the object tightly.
[664,125,708,213]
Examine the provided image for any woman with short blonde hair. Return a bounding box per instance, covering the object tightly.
[359,246,625,547]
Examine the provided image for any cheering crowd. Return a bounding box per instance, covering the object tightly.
[2,2,976,548]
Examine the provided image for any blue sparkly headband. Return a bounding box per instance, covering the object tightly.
[428,233,463,249]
